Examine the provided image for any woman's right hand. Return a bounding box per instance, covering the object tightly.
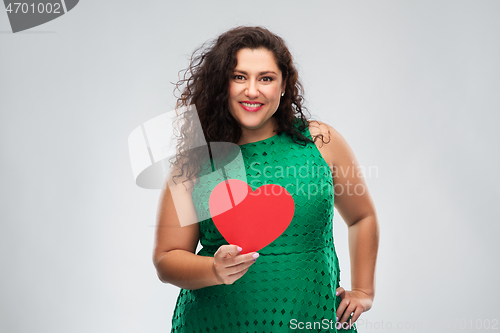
[213,245,259,285]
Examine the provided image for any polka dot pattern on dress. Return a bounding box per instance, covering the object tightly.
[171,121,357,333]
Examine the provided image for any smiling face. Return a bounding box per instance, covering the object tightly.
[228,48,285,136]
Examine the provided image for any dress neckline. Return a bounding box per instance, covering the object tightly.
[237,119,310,148]
[238,132,280,148]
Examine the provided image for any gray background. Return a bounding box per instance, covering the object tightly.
[1,0,499,332]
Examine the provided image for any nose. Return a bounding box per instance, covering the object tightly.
[245,79,259,99]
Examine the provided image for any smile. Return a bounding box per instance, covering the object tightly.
[240,102,264,112]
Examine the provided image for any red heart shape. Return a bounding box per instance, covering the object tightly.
[209,179,295,254]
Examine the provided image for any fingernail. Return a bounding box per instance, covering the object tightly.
[252,253,260,259]
[336,317,338,322]
[336,291,339,296]
[237,246,242,252]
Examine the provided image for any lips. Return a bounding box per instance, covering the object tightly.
[239,101,264,112]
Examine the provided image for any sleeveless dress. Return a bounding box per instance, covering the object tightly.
[170,123,358,333]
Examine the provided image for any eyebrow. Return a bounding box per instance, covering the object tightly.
[234,70,278,76]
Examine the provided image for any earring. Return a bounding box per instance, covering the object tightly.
[281,92,285,97]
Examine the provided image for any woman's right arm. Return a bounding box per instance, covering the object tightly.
[152,182,258,290]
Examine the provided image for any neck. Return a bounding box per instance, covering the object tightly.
[238,117,278,145]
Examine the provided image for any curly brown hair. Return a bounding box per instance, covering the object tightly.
[170,26,325,185]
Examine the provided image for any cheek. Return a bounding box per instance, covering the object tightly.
[265,86,281,100]
[229,83,241,99]
[228,88,240,114]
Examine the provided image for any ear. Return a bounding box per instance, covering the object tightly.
[281,77,287,95]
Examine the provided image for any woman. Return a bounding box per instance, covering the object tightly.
[153,26,379,332]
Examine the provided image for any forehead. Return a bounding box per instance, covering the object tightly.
[234,48,280,73]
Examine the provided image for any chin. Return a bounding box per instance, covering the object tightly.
[237,118,266,130]
[230,112,260,127]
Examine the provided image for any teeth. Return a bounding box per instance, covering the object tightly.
[241,102,262,107]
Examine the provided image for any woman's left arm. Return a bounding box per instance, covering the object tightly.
[310,121,380,326]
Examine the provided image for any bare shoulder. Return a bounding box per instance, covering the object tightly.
[308,120,345,143]
[308,120,331,142]
[308,120,349,167]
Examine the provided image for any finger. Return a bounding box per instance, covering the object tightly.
[335,287,346,323]
[222,252,259,267]
[349,307,363,326]
[340,301,356,325]
[337,298,351,324]
[226,266,249,284]
[214,261,248,285]
[219,244,243,258]
[336,286,345,299]
[223,244,243,257]
[224,255,258,274]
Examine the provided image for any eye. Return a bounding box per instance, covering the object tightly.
[261,77,273,82]
[233,75,245,81]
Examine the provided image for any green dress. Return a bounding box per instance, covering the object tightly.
[171,123,358,332]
